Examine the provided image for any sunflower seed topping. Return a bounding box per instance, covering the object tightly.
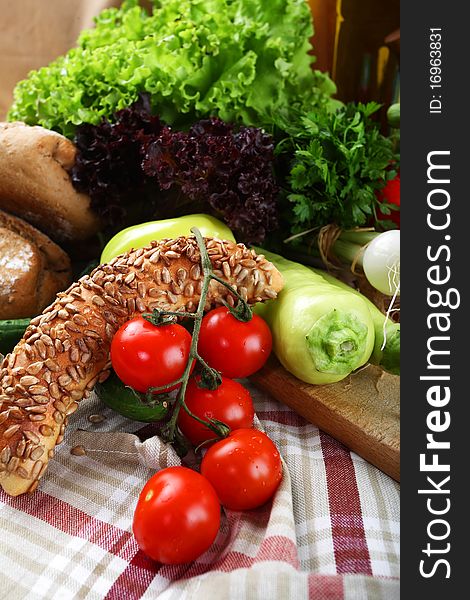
[65,322,81,334]
[66,402,79,415]
[148,250,160,264]
[53,411,64,424]
[53,400,66,413]
[11,367,26,376]
[1,446,11,463]
[8,406,23,419]
[136,298,146,312]
[16,438,26,457]
[161,268,171,284]
[26,332,40,343]
[69,347,80,363]
[29,385,49,395]
[39,425,53,437]
[7,456,19,472]
[30,446,45,461]
[72,315,88,327]
[19,375,40,387]
[92,295,105,307]
[58,374,72,388]
[15,398,33,408]
[0,235,283,493]
[31,460,43,479]
[222,261,231,278]
[24,430,40,444]
[88,414,105,424]
[33,395,50,405]
[3,424,21,439]
[184,283,195,297]
[25,406,48,414]
[124,272,136,285]
[16,466,29,479]
[40,334,53,347]
[29,414,46,422]
[70,445,86,457]
[176,268,187,282]
[49,383,61,399]
[25,362,44,375]
[264,287,278,299]
[190,264,201,280]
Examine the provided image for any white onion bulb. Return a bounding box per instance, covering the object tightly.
[362,230,400,296]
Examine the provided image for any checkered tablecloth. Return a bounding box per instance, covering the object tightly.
[0,383,399,599]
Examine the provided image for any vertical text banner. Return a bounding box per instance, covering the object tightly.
[401,0,467,596]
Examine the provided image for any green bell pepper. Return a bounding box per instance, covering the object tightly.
[255,249,375,385]
[100,214,236,264]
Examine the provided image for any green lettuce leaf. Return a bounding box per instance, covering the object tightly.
[8,0,335,136]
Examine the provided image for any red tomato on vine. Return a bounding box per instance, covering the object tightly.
[133,467,221,564]
[201,428,283,510]
[177,376,255,446]
[197,307,272,378]
[111,317,192,393]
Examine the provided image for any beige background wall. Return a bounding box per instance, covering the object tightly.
[0,0,121,119]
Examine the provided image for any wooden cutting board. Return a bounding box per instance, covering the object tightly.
[251,358,400,481]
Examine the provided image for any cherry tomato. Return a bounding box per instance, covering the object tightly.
[111,317,192,393]
[178,376,255,446]
[376,174,400,227]
[197,307,272,378]
[133,466,221,564]
[200,428,283,510]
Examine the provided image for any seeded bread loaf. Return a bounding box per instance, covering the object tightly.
[0,209,72,319]
[0,122,100,242]
[0,236,283,496]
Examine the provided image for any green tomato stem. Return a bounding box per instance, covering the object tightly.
[143,309,198,325]
[159,227,251,448]
[210,274,253,322]
[146,377,184,394]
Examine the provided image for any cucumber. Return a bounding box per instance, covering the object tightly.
[95,371,169,422]
[0,318,30,355]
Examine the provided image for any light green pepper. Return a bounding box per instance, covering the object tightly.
[315,269,400,375]
[255,249,375,385]
[100,214,236,264]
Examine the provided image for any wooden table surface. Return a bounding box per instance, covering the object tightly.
[251,358,400,481]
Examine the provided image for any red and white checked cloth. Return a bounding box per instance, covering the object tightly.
[0,383,399,599]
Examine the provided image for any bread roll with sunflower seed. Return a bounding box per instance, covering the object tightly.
[0,236,283,496]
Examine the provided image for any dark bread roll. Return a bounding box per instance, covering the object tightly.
[0,210,72,319]
[0,122,100,242]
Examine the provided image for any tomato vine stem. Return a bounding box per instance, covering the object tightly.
[141,228,253,453]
